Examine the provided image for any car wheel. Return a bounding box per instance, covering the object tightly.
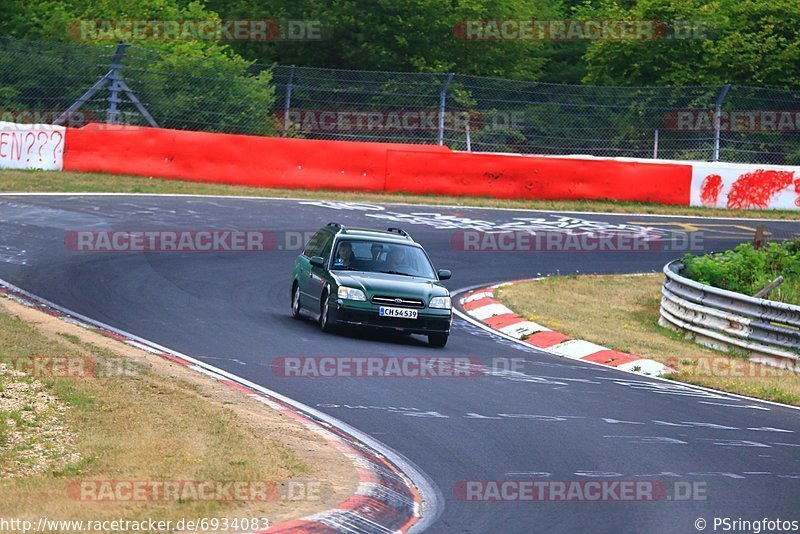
[319,291,334,332]
[428,333,448,348]
[291,283,302,319]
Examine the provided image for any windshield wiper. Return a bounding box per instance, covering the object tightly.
[378,270,414,277]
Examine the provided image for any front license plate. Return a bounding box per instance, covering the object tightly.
[379,306,418,319]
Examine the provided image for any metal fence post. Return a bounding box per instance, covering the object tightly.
[713,84,732,161]
[282,65,295,138]
[105,41,128,124]
[437,73,455,146]
[55,40,158,127]
[54,41,128,126]
[653,129,659,158]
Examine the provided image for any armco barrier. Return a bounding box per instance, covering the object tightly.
[660,260,800,372]
[2,121,800,209]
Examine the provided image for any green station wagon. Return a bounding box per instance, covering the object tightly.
[291,223,452,347]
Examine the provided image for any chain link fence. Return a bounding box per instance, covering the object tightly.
[2,36,799,165]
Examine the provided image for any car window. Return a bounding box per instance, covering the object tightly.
[350,241,380,261]
[331,240,436,279]
[319,233,334,260]
[302,230,327,258]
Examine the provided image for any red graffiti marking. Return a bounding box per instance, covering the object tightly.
[795,179,800,207]
[699,174,723,207]
[726,169,796,209]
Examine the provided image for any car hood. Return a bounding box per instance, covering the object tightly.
[333,271,449,299]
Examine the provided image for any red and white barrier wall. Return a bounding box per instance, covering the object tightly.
[691,162,800,210]
[1,121,798,210]
[0,121,65,171]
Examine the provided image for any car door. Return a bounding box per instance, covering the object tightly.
[295,230,326,309]
[309,233,334,308]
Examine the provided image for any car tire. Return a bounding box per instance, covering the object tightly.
[428,333,448,348]
[291,283,302,319]
[319,291,335,332]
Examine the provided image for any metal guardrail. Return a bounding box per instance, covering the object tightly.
[660,260,800,372]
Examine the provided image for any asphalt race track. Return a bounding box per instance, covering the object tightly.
[2,194,800,533]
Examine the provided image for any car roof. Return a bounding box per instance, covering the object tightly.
[324,223,417,245]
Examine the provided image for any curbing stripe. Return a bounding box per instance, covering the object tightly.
[459,284,673,377]
[498,320,549,339]
[548,339,610,360]
[469,303,513,320]
[617,359,672,375]
[483,313,528,330]
[582,349,641,366]
[461,296,496,311]
[462,291,494,303]
[524,330,573,348]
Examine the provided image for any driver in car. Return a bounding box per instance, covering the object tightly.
[386,246,408,270]
[333,241,354,268]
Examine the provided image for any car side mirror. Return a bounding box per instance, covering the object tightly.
[437,269,451,280]
[309,256,325,268]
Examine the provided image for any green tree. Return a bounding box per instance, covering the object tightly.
[577,0,800,87]
[206,0,559,80]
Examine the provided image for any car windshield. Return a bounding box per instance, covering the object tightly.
[331,240,437,279]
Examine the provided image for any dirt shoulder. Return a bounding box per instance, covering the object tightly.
[0,293,357,530]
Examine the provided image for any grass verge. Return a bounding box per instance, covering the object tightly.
[0,294,356,527]
[2,168,799,219]
[496,274,800,406]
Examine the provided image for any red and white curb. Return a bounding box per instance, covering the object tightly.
[0,280,431,534]
[460,281,673,377]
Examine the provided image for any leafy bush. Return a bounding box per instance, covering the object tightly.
[682,239,800,304]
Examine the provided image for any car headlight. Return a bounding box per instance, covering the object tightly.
[429,296,452,309]
[337,286,366,301]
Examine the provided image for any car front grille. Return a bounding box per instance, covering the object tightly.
[371,295,426,308]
